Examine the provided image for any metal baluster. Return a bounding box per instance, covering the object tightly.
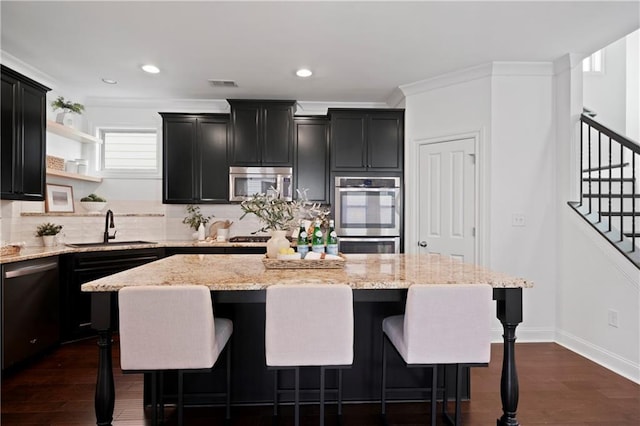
[608,135,613,232]
[587,125,593,214]
[632,151,637,252]
[580,120,584,206]
[598,131,602,222]
[620,143,625,241]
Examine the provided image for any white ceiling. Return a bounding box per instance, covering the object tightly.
[1,1,639,104]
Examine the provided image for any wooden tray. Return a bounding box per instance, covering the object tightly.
[0,245,21,256]
[262,254,346,269]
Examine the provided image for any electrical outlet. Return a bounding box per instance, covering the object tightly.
[608,309,619,328]
[512,214,526,227]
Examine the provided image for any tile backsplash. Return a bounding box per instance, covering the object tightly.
[0,200,266,247]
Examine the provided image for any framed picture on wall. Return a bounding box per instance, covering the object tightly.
[45,184,75,213]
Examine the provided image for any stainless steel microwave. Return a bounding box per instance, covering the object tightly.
[229,166,293,202]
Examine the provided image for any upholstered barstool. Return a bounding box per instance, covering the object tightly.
[381,283,492,426]
[265,283,354,426]
[118,285,233,426]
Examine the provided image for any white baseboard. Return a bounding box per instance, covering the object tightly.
[555,329,640,384]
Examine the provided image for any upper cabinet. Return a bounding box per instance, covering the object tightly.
[1,65,50,201]
[329,109,404,172]
[228,100,295,167]
[294,116,330,204]
[161,113,229,204]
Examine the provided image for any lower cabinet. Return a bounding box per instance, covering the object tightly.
[1,257,60,370]
[164,246,266,256]
[60,248,163,341]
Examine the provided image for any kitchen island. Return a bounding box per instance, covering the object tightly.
[82,253,531,426]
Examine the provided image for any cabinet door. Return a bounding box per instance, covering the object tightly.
[198,116,229,202]
[330,113,366,170]
[162,115,196,203]
[1,66,48,201]
[294,117,329,203]
[230,104,260,165]
[1,73,18,197]
[19,82,47,199]
[367,112,404,171]
[263,104,293,166]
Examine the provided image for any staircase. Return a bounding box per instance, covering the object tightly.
[568,112,640,269]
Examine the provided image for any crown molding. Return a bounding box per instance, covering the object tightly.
[295,100,389,116]
[385,87,406,109]
[553,53,585,75]
[84,97,231,112]
[399,61,556,98]
[0,50,59,90]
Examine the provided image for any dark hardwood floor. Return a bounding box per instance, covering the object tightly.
[2,339,639,425]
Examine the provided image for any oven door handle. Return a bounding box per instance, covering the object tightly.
[336,187,399,192]
[339,237,400,242]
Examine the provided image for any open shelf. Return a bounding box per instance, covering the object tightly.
[46,168,102,183]
[46,120,102,144]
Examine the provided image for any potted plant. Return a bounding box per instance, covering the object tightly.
[182,205,213,239]
[51,96,84,127]
[35,222,63,247]
[239,192,299,258]
[80,193,107,213]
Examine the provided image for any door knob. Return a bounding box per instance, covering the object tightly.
[418,241,427,247]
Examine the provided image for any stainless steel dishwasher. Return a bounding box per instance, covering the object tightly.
[2,257,59,370]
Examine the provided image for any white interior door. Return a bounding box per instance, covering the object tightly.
[417,138,476,262]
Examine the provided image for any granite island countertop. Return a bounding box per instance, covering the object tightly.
[81,253,533,292]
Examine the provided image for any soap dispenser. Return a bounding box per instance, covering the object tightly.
[197,223,205,241]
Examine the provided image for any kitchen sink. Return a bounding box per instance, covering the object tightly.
[66,240,157,248]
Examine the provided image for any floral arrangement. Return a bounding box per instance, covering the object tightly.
[35,222,63,236]
[240,189,330,234]
[182,205,213,231]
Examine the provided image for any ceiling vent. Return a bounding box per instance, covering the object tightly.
[208,79,238,88]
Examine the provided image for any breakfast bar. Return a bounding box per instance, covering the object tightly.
[82,253,532,426]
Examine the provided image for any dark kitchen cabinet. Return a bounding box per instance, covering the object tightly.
[60,248,162,341]
[1,65,50,201]
[294,116,330,203]
[161,113,229,204]
[228,100,295,166]
[329,109,404,172]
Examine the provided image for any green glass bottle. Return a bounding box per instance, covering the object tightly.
[296,224,309,258]
[326,219,339,255]
[311,219,325,253]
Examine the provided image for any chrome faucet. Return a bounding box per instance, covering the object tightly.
[103,209,117,243]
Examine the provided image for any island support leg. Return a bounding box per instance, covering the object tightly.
[494,288,522,426]
[92,292,115,425]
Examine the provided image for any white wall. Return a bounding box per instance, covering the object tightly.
[626,30,639,142]
[403,63,557,342]
[555,54,640,384]
[583,34,628,135]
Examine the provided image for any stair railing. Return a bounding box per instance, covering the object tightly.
[571,112,640,268]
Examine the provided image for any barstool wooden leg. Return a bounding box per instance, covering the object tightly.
[320,366,326,426]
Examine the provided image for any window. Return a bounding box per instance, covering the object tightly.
[100,129,158,173]
[583,50,603,73]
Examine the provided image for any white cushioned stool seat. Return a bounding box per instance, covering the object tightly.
[118,285,232,425]
[381,283,492,426]
[266,283,354,426]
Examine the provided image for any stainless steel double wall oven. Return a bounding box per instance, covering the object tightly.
[334,176,401,253]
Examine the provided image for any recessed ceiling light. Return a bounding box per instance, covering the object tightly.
[101,78,117,85]
[141,64,160,74]
[296,68,313,78]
